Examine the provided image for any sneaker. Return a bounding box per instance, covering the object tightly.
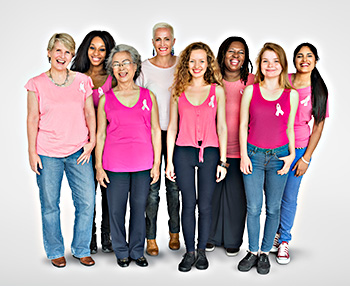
[195,249,209,270]
[257,253,270,275]
[101,232,113,253]
[205,243,215,252]
[276,241,290,265]
[238,251,258,272]
[178,252,196,272]
[270,233,280,253]
[225,248,240,257]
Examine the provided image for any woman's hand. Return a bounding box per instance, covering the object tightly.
[29,152,42,175]
[165,162,176,182]
[150,165,160,185]
[77,142,95,165]
[216,165,227,183]
[96,167,110,188]
[240,155,252,175]
[292,158,309,177]
[277,154,295,175]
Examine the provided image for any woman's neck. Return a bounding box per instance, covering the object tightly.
[260,77,281,91]
[224,69,241,82]
[293,71,311,87]
[115,81,138,91]
[86,64,106,77]
[150,54,176,68]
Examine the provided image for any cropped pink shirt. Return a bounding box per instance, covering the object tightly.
[248,83,291,149]
[225,74,255,158]
[176,84,219,162]
[102,87,154,172]
[288,74,329,148]
[92,75,113,109]
[25,72,93,157]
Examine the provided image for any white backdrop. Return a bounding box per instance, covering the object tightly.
[1,0,348,285]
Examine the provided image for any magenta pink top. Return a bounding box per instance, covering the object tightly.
[288,74,329,148]
[25,72,93,157]
[176,84,219,162]
[248,83,291,149]
[92,75,113,109]
[102,87,154,172]
[225,74,255,158]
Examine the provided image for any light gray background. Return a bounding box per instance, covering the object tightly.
[1,0,348,285]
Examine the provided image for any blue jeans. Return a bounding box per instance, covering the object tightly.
[278,148,310,243]
[146,131,180,239]
[243,143,289,253]
[37,149,95,259]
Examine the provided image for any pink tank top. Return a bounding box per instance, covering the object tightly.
[92,75,113,109]
[102,87,153,172]
[176,84,219,162]
[248,83,291,149]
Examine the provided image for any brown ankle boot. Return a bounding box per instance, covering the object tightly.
[169,232,180,250]
[146,239,159,256]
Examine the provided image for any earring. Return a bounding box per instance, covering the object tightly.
[171,47,175,56]
[153,48,155,56]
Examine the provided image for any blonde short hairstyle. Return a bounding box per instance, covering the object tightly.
[47,33,76,61]
[152,22,174,39]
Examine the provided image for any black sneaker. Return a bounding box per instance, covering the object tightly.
[178,252,196,272]
[225,247,240,257]
[257,253,270,275]
[195,249,209,270]
[134,256,148,267]
[90,234,97,254]
[101,232,113,253]
[205,243,215,252]
[238,251,258,272]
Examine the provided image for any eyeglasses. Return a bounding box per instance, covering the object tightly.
[112,60,134,68]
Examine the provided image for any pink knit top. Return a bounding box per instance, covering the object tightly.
[102,87,154,172]
[248,83,291,149]
[176,84,219,162]
[91,75,113,109]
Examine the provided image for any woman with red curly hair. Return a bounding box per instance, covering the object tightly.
[166,42,227,272]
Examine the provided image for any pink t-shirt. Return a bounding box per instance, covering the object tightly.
[25,72,93,157]
[176,84,219,162]
[92,75,113,109]
[225,74,255,158]
[248,83,291,149]
[288,74,330,148]
[102,87,154,172]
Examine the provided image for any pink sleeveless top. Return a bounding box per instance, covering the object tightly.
[102,87,153,172]
[248,83,291,149]
[176,84,219,162]
[92,75,113,109]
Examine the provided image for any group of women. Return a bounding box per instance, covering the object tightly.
[26,22,329,275]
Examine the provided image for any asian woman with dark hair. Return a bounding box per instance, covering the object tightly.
[273,43,329,265]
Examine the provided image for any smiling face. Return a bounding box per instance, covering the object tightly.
[260,50,282,79]
[152,27,175,56]
[88,36,107,67]
[47,40,73,71]
[188,49,208,78]
[294,46,316,74]
[111,51,137,83]
[224,41,245,73]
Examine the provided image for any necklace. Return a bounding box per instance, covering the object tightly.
[48,69,69,87]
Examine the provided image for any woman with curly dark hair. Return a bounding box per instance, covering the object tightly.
[206,37,254,257]
[166,42,227,272]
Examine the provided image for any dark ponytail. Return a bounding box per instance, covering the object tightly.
[293,43,328,125]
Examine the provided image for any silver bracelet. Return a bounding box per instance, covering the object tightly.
[301,156,310,165]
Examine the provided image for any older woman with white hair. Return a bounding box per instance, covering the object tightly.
[136,22,180,256]
[95,44,161,267]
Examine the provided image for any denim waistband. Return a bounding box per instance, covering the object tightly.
[247,143,289,153]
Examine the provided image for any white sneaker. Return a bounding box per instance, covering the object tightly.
[270,233,280,253]
[276,241,290,265]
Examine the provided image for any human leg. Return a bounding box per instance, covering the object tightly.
[64,149,95,258]
[129,170,151,260]
[36,155,65,259]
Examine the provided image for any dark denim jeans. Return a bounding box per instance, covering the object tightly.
[145,130,180,239]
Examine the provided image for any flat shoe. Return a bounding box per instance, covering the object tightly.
[117,257,130,267]
[133,256,148,267]
[73,255,95,266]
[51,256,66,268]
